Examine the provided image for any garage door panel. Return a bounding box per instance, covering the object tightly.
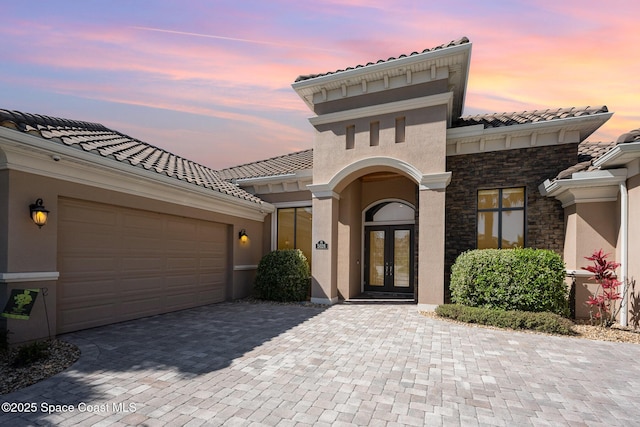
[59,255,119,273]
[166,257,199,270]
[59,278,119,300]
[123,212,163,230]
[121,257,164,271]
[121,296,162,318]
[199,288,225,303]
[123,236,164,251]
[59,303,119,333]
[120,275,167,292]
[165,274,200,288]
[57,198,229,334]
[165,219,198,237]
[60,201,118,225]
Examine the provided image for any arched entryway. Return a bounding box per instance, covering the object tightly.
[363,200,415,294]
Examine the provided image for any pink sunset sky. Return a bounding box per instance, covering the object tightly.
[1,1,637,169]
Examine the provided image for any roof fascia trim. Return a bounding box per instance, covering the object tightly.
[447,111,613,141]
[593,141,640,169]
[308,92,453,127]
[292,43,472,91]
[234,169,313,185]
[539,168,627,208]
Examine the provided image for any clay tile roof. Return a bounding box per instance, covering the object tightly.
[452,106,609,129]
[219,149,313,181]
[294,37,470,83]
[616,128,640,144]
[553,140,618,180]
[0,109,263,205]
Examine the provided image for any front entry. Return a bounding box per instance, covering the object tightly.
[364,225,414,293]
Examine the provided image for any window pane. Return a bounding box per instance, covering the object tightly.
[502,187,525,208]
[394,230,410,287]
[478,211,498,249]
[277,208,295,250]
[296,207,313,266]
[369,230,385,286]
[501,210,524,248]
[478,189,499,210]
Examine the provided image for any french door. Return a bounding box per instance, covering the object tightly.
[364,225,414,293]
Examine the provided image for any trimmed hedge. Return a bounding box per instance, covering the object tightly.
[254,249,310,302]
[435,304,575,335]
[450,248,569,316]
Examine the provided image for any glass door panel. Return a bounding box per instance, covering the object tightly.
[364,225,413,293]
[393,229,410,288]
[368,230,386,287]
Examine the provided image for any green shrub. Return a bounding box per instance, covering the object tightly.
[450,248,569,316]
[11,340,50,368]
[435,304,575,335]
[254,249,310,302]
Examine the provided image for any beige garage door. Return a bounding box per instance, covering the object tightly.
[57,198,228,334]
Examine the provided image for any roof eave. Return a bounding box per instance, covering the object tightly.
[539,169,627,207]
[0,127,275,219]
[448,111,612,140]
[593,141,640,169]
[292,42,472,116]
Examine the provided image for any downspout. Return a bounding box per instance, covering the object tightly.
[620,180,628,327]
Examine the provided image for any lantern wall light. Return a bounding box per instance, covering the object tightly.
[29,198,49,228]
[238,229,248,243]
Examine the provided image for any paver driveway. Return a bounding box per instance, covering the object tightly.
[2,301,640,426]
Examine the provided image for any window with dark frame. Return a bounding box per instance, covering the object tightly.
[477,187,525,249]
[277,207,313,266]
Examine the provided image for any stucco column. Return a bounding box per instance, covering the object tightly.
[417,172,450,310]
[310,193,339,304]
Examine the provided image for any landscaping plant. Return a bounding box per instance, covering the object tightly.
[254,249,310,302]
[450,248,569,316]
[582,249,624,327]
[435,304,575,335]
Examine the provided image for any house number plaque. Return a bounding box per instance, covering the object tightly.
[315,240,328,250]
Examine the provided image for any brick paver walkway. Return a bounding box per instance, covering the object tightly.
[2,302,640,426]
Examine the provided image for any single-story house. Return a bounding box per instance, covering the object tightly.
[1,37,638,342]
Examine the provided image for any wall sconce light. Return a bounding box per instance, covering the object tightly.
[29,198,49,228]
[238,229,248,243]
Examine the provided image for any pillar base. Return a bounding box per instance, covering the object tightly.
[310,296,339,305]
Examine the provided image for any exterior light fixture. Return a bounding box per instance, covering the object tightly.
[29,198,49,228]
[239,229,248,243]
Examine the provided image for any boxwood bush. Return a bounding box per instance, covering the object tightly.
[254,249,310,302]
[435,304,575,335]
[450,248,569,316]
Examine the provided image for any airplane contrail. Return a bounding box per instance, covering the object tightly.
[131,26,342,53]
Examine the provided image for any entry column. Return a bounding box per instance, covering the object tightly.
[417,172,451,310]
[310,192,339,304]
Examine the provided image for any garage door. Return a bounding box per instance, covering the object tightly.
[57,198,228,334]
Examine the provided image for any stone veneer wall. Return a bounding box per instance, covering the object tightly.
[444,143,578,300]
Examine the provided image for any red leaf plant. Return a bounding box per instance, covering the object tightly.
[582,249,622,327]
